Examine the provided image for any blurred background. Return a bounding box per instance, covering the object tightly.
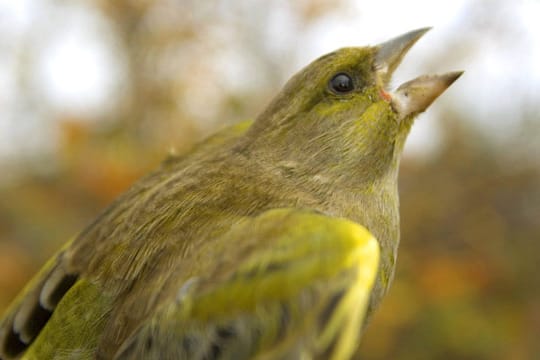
[0,0,538,358]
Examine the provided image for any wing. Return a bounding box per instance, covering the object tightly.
[114,209,380,360]
[0,240,118,360]
[0,240,104,359]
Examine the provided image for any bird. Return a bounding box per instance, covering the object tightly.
[0,28,462,359]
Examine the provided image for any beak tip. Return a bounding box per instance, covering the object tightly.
[445,71,465,85]
[415,26,433,35]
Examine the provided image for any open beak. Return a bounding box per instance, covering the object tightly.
[375,28,463,118]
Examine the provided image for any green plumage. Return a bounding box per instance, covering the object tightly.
[0,29,461,359]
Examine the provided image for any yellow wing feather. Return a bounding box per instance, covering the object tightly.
[115,209,379,359]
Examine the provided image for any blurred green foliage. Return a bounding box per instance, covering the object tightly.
[0,1,538,359]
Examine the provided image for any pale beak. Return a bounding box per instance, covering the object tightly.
[392,72,463,117]
[375,27,431,86]
[375,28,463,118]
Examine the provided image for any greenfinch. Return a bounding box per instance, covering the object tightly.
[0,28,462,359]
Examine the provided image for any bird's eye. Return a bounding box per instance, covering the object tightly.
[329,73,354,94]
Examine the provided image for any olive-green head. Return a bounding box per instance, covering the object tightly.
[243,28,462,185]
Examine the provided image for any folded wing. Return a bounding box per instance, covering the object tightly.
[115,208,379,360]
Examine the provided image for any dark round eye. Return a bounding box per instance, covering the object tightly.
[329,73,354,94]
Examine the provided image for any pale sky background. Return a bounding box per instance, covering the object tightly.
[0,0,538,168]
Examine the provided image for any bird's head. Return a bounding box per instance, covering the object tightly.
[244,28,462,186]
